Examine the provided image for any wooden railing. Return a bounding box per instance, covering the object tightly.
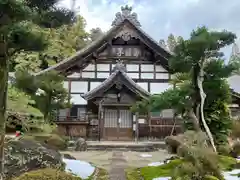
[55,115,87,122]
[55,114,98,122]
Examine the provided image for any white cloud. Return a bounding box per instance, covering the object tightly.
[58,0,240,59]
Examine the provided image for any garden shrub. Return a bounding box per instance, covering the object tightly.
[47,134,68,150]
[231,120,240,139]
[165,130,225,180]
[165,130,208,153]
[22,133,68,150]
[165,136,181,153]
[12,168,82,180]
[134,155,235,180]
[173,145,224,180]
[231,141,240,158]
[217,144,231,156]
[218,155,237,170]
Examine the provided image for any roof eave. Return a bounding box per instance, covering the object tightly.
[82,66,150,101]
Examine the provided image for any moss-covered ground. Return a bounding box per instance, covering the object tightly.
[125,155,238,180]
[86,168,109,180]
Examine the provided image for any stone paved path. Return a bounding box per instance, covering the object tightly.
[109,151,127,180]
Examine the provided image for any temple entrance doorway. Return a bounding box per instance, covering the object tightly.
[103,107,133,140]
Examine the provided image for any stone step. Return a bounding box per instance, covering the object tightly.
[68,141,166,152]
[86,144,160,152]
[86,147,154,152]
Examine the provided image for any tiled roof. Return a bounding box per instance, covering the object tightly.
[34,7,171,76]
[82,63,150,100]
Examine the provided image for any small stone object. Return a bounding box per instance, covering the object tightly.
[75,138,87,151]
[68,140,75,147]
[139,153,152,158]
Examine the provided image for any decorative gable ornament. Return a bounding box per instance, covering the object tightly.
[111,5,141,27]
[231,43,240,57]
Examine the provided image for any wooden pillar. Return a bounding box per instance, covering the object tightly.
[98,99,104,141]
[117,107,120,140]
[135,112,139,142]
[148,111,152,140]
[67,80,72,121]
[56,108,59,121]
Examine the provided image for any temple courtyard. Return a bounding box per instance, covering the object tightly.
[61,150,172,170]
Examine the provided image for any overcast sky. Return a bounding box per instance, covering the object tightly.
[58,0,240,60]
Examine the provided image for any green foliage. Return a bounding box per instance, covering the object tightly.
[205,101,232,145]
[140,159,182,180]
[35,71,70,120]
[7,85,42,117]
[6,85,51,133]
[93,168,109,180]
[218,155,238,170]
[164,131,234,179]
[217,144,232,156]
[174,145,223,180]
[126,168,142,180]
[23,133,68,150]
[25,0,76,29]
[232,142,240,157]
[165,131,209,154]
[46,134,68,150]
[133,27,238,145]
[1,0,76,128]
[170,27,236,74]
[126,154,237,180]
[231,119,240,139]
[14,70,70,121]
[7,21,47,53]
[12,168,82,180]
[10,16,89,72]
[11,51,42,73]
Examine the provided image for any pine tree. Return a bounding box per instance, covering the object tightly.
[0,0,75,177]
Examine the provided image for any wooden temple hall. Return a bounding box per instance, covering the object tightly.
[37,5,182,140]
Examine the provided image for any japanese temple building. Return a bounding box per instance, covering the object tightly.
[35,6,240,141]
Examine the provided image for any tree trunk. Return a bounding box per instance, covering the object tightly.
[0,33,8,179]
[43,93,52,122]
[187,108,201,131]
[197,66,217,152]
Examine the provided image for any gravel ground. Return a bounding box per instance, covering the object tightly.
[61,150,172,170]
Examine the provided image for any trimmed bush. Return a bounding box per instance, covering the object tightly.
[47,134,68,150]
[217,144,231,156]
[165,136,181,153]
[174,145,223,180]
[12,168,82,180]
[231,141,240,158]
[165,131,208,154]
[231,120,240,139]
[22,133,68,150]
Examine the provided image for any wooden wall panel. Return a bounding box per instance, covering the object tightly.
[68,125,87,137]
[57,124,87,137]
[138,118,182,140]
[57,125,67,135]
